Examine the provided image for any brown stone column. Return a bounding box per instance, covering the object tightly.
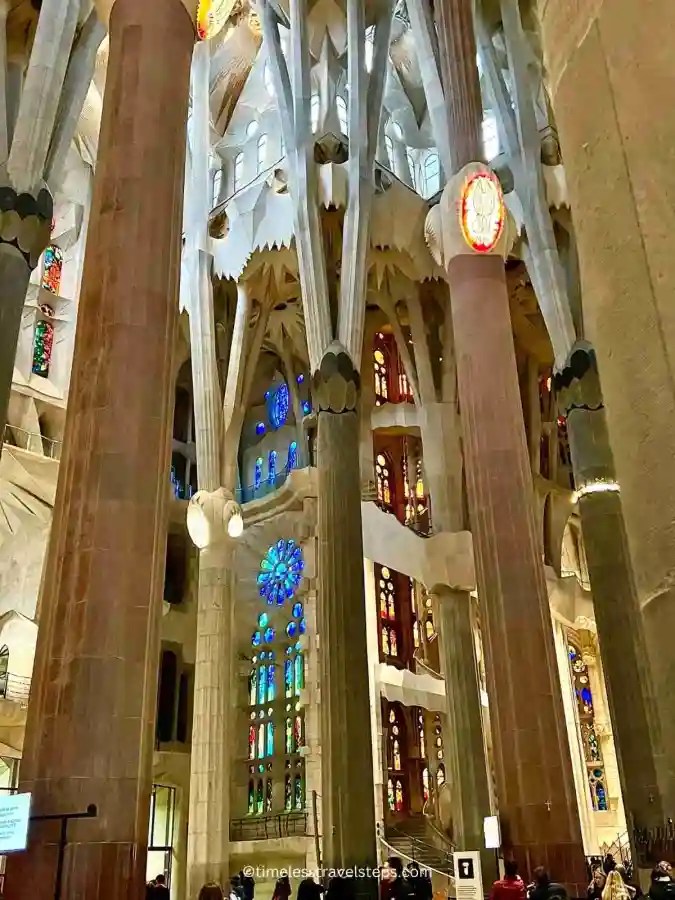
[556,344,675,840]
[434,0,585,887]
[314,343,377,898]
[447,253,585,889]
[6,2,193,898]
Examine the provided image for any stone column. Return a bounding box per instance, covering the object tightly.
[0,178,52,452]
[186,491,238,896]
[5,2,193,898]
[433,0,586,887]
[555,343,674,834]
[436,587,495,880]
[535,0,675,823]
[314,343,377,897]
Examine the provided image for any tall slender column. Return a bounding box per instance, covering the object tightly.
[434,0,585,887]
[436,587,495,879]
[5,2,193,898]
[314,343,376,897]
[556,344,674,837]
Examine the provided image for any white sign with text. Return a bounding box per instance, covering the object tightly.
[0,792,31,853]
[453,850,484,900]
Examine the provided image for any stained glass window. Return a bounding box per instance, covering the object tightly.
[265,778,273,812]
[422,767,430,802]
[287,621,298,638]
[257,666,267,705]
[255,457,263,491]
[418,713,426,758]
[268,450,277,486]
[336,95,348,134]
[294,654,304,695]
[285,775,292,810]
[292,602,303,619]
[269,382,290,429]
[32,319,54,377]
[248,780,255,814]
[299,618,306,635]
[248,726,256,760]
[266,722,275,757]
[234,152,244,192]
[437,763,446,787]
[433,716,444,762]
[287,441,298,470]
[568,639,608,811]
[394,779,404,812]
[294,775,303,810]
[376,565,400,660]
[264,626,275,643]
[256,780,264,814]
[376,454,393,510]
[267,665,276,702]
[387,778,395,811]
[284,660,293,698]
[285,717,294,754]
[374,334,389,404]
[249,669,257,706]
[257,724,265,759]
[41,245,63,294]
[294,715,303,749]
[258,539,304,605]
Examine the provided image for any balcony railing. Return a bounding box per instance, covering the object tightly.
[2,426,61,460]
[236,469,294,504]
[230,811,309,842]
[0,673,31,706]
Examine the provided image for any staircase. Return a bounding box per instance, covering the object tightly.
[383,818,455,878]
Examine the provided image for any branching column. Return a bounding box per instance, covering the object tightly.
[5,1,194,897]
[434,0,585,887]
[556,344,674,839]
[314,343,377,896]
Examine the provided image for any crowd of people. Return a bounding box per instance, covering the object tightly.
[489,854,675,900]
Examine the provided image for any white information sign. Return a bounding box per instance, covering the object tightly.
[0,792,31,853]
[453,850,484,900]
[484,815,501,850]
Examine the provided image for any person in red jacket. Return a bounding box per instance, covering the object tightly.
[491,861,527,900]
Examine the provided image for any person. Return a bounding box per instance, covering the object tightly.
[604,857,618,876]
[490,860,527,900]
[241,870,256,900]
[616,865,642,900]
[199,886,225,900]
[649,867,675,900]
[602,871,631,900]
[297,877,324,900]
[273,875,292,900]
[146,880,157,900]
[528,867,567,900]
[153,874,170,899]
[589,869,607,900]
[231,875,244,900]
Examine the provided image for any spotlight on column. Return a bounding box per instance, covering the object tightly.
[186,489,244,548]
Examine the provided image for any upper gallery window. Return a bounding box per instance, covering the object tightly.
[336,95,348,135]
[212,169,222,205]
[423,151,441,197]
[257,134,268,173]
[310,93,320,133]
[233,152,244,192]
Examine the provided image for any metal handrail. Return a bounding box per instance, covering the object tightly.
[385,822,454,865]
[2,425,62,460]
[378,835,455,881]
[0,672,31,705]
[230,811,309,842]
[412,654,443,680]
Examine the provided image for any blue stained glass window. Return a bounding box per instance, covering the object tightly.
[268,450,277,485]
[285,717,293,753]
[294,775,303,810]
[264,626,275,643]
[254,457,263,491]
[258,613,269,629]
[269,382,290,429]
[252,631,262,647]
[302,400,311,415]
[267,664,276,702]
[297,374,304,384]
[286,622,298,638]
[257,539,304,605]
[258,666,267,705]
[266,722,275,757]
[287,441,298,470]
[299,617,307,635]
[292,602,303,619]
[284,659,293,698]
[249,669,257,705]
[285,775,292,810]
[294,654,304,695]
[256,422,266,436]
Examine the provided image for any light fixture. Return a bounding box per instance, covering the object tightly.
[571,480,620,504]
[228,510,244,538]
[186,489,245,549]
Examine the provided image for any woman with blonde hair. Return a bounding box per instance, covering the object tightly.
[602,870,631,900]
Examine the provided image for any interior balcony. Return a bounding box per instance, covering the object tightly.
[371,401,420,434]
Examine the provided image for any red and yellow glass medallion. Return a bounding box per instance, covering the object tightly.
[459,170,505,253]
[197,0,232,40]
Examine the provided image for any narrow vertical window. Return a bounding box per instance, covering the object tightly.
[257,134,268,173]
[336,95,348,134]
[41,245,63,294]
[233,152,244,192]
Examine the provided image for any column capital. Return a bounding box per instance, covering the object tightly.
[554,340,603,415]
[312,341,360,413]
[186,487,244,552]
[429,162,516,268]
[0,171,52,269]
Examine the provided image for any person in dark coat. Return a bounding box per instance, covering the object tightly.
[152,874,170,899]
[589,869,607,900]
[199,886,225,900]
[528,867,567,900]
[648,868,675,900]
[273,875,292,900]
[297,877,324,900]
[240,871,256,900]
